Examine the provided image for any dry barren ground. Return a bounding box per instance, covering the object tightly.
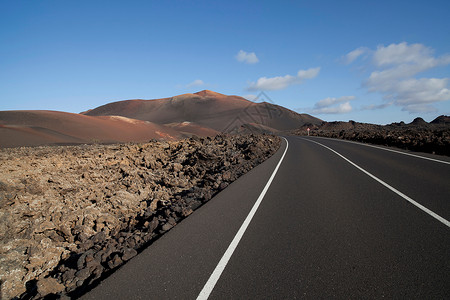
[0,134,280,299]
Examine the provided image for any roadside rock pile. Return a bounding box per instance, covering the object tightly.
[0,134,280,299]
[291,116,450,156]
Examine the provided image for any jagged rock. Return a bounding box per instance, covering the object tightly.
[36,277,65,297]
[219,182,229,190]
[107,254,123,269]
[90,231,107,244]
[148,218,159,233]
[172,163,183,172]
[75,267,91,282]
[161,223,173,232]
[77,249,95,270]
[61,268,76,284]
[121,248,137,261]
[0,134,280,299]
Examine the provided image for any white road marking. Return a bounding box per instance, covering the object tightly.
[302,138,450,228]
[312,136,450,165]
[196,137,289,300]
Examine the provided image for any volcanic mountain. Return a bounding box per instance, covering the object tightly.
[83,90,322,132]
[0,110,183,148]
[0,90,321,147]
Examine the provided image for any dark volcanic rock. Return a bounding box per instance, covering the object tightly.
[0,134,280,299]
[107,254,123,269]
[431,115,450,125]
[121,248,137,261]
[36,277,65,298]
[410,117,427,126]
[291,116,450,156]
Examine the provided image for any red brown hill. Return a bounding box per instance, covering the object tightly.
[83,90,322,132]
[0,111,182,148]
[1,90,321,148]
[164,121,220,137]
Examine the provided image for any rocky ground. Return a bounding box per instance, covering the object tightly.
[0,134,280,299]
[291,116,450,156]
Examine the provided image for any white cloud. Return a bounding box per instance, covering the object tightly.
[367,43,443,87]
[362,102,393,110]
[186,79,205,88]
[313,102,353,114]
[248,74,295,91]
[344,47,369,64]
[372,42,449,67]
[297,67,321,79]
[367,63,436,88]
[248,67,320,91]
[393,77,450,104]
[348,42,450,113]
[314,96,355,109]
[401,104,438,113]
[312,95,355,114]
[236,50,259,64]
[373,42,429,66]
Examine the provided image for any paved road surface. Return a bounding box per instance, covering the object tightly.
[83,136,450,299]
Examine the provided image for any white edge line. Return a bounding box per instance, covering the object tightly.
[302,138,450,228]
[196,137,289,300]
[312,136,450,165]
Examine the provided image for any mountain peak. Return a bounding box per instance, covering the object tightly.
[410,117,427,125]
[194,90,226,97]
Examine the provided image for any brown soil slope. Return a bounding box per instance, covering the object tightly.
[84,90,322,132]
[0,111,182,148]
[164,121,220,137]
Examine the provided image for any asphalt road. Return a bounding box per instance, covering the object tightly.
[82,136,450,299]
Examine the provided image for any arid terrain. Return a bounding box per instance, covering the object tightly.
[0,134,280,299]
[83,90,322,133]
[0,90,321,148]
[1,89,449,299]
[291,116,450,156]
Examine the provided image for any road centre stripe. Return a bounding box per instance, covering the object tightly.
[302,138,450,228]
[196,137,289,300]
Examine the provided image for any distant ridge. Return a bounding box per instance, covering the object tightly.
[430,115,450,124]
[194,90,227,97]
[0,110,182,148]
[84,90,323,133]
[290,115,450,156]
[1,90,322,148]
[410,117,427,125]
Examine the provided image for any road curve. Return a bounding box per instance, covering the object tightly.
[83,136,450,299]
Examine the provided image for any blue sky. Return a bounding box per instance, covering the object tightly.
[1,0,449,124]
